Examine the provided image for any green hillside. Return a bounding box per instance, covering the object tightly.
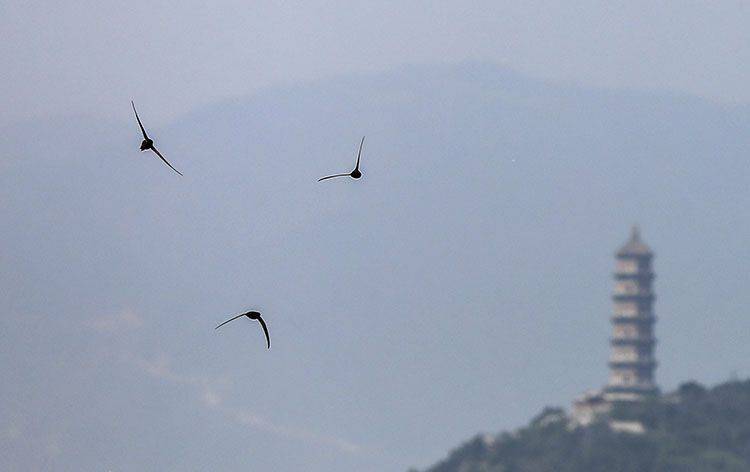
[419,380,750,472]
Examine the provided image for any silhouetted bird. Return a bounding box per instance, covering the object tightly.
[318,136,365,181]
[131,101,183,176]
[215,310,270,349]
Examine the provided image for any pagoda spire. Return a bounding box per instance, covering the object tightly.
[630,225,640,242]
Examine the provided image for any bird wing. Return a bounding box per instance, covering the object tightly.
[318,173,350,182]
[215,313,246,330]
[354,136,365,171]
[257,315,271,349]
[151,147,183,176]
[131,101,149,140]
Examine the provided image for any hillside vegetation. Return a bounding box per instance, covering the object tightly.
[420,380,750,472]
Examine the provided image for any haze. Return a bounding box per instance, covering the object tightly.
[3,1,750,127]
[2,2,750,471]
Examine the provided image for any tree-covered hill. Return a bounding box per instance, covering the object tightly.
[419,380,750,472]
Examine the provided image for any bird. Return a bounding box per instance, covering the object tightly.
[318,136,365,181]
[131,100,183,176]
[215,310,270,349]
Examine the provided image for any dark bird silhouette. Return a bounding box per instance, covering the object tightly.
[215,310,270,349]
[318,136,365,181]
[131,101,183,176]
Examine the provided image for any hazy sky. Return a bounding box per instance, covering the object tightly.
[3,2,750,472]
[2,1,750,127]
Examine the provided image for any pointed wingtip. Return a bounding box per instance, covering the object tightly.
[318,173,348,181]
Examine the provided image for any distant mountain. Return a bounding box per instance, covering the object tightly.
[419,380,750,472]
[4,62,750,472]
